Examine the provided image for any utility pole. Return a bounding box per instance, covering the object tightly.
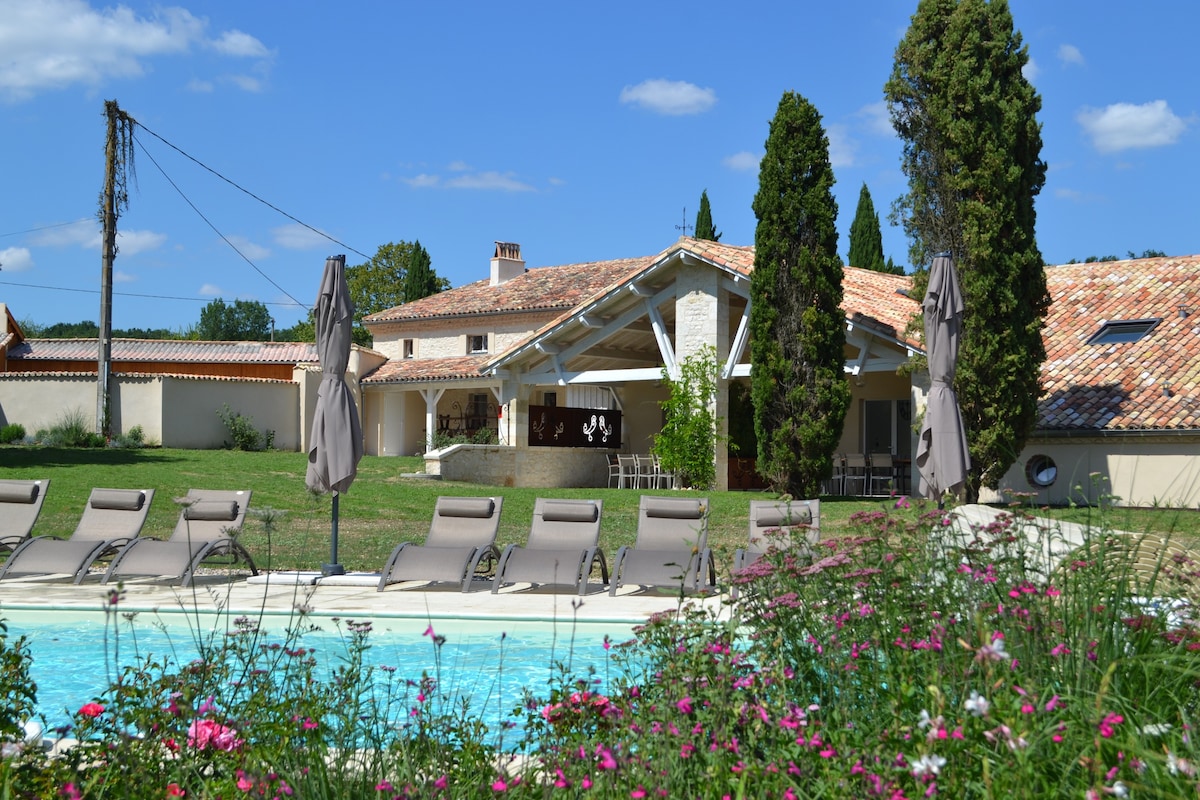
[97,100,135,438]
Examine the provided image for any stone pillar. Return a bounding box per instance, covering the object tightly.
[674,262,730,490]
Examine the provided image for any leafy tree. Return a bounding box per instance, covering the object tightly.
[113,326,177,339]
[749,91,852,498]
[273,313,316,343]
[653,345,721,490]
[402,240,440,304]
[39,320,99,338]
[847,182,887,272]
[194,298,273,341]
[693,190,722,242]
[347,241,449,345]
[886,0,1049,499]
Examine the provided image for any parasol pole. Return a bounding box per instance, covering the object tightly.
[323,491,345,576]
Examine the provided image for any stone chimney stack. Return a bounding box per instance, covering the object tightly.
[490,242,525,285]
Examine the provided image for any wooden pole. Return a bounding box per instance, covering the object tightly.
[97,101,119,438]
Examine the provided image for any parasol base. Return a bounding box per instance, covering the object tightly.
[321,563,346,577]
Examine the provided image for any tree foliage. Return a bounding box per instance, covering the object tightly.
[402,240,441,304]
[749,91,851,498]
[653,345,721,490]
[194,298,273,341]
[347,241,448,345]
[847,183,903,274]
[886,0,1049,497]
[693,190,722,242]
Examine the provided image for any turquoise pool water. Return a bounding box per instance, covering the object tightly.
[2,609,637,742]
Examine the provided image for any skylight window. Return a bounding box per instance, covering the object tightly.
[1087,318,1160,345]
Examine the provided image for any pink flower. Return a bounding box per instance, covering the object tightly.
[60,784,82,800]
[434,775,448,790]
[631,788,647,798]
[492,778,508,792]
[236,771,254,792]
[187,719,242,752]
[1099,713,1124,738]
[676,697,693,714]
[424,624,436,638]
[376,781,394,792]
[1045,695,1062,712]
[77,702,104,718]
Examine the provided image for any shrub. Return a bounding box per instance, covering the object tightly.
[217,404,274,451]
[34,408,105,447]
[110,424,154,449]
[0,423,25,444]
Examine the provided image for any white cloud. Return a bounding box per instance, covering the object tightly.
[826,124,857,168]
[1077,100,1188,153]
[272,224,329,250]
[448,160,472,172]
[402,174,441,188]
[226,73,264,93]
[1022,57,1039,83]
[187,78,214,93]
[1057,44,1085,66]
[445,171,535,192]
[0,246,33,271]
[209,30,270,58]
[856,101,893,137]
[226,235,271,261]
[198,283,222,297]
[28,219,95,248]
[0,0,270,101]
[113,269,135,283]
[619,79,717,116]
[115,229,167,257]
[722,151,760,172]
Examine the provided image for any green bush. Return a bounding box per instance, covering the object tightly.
[217,404,274,451]
[0,423,25,444]
[111,424,154,449]
[34,408,105,447]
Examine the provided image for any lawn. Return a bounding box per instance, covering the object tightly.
[2,446,1197,579]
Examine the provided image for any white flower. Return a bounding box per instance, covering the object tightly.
[1167,751,1195,777]
[1110,780,1129,798]
[910,753,947,778]
[917,709,934,729]
[963,690,990,717]
[1140,722,1171,737]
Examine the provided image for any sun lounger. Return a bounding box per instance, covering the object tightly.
[492,498,607,595]
[101,489,254,586]
[609,495,714,596]
[735,499,821,572]
[0,487,154,583]
[731,499,820,599]
[0,479,49,556]
[377,496,503,592]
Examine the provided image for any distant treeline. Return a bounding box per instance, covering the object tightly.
[20,320,180,339]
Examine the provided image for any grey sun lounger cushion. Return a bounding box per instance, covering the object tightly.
[492,498,608,595]
[103,490,254,587]
[609,495,714,596]
[378,496,503,592]
[0,487,154,584]
[732,499,822,597]
[0,479,49,554]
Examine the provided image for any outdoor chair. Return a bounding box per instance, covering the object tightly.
[868,453,895,496]
[616,454,638,489]
[733,499,820,599]
[606,454,622,488]
[101,489,255,586]
[609,495,714,596]
[0,479,49,556]
[377,496,504,592]
[0,487,154,584]
[491,498,607,595]
[1053,532,1200,607]
[823,455,845,495]
[635,454,657,489]
[843,453,868,496]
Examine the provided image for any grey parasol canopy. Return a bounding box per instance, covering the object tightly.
[915,253,970,502]
[305,255,363,574]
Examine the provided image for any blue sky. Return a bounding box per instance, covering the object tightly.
[1,0,1195,334]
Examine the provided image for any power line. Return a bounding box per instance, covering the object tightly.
[0,278,305,308]
[134,121,372,261]
[0,218,93,239]
[132,131,309,310]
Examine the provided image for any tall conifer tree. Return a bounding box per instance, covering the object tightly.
[403,240,440,303]
[750,91,851,498]
[886,0,1049,498]
[847,182,888,272]
[694,189,721,241]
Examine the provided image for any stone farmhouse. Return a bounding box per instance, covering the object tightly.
[2,243,1196,508]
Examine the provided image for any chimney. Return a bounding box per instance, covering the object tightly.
[490,241,525,285]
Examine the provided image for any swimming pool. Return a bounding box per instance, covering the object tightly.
[2,607,638,745]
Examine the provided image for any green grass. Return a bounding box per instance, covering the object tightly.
[2,446,1197,578]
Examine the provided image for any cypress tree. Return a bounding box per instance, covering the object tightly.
[847,182,887,272]
[749,91,851,498]
[885,0,1049,498]
[402,241,439,303]
[694,189,721,241]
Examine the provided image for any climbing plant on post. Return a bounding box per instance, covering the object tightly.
[653,345,722,490]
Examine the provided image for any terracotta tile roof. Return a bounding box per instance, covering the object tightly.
[363,257,652,324]
[0,332,12,351]
[1038,255,1200,432]
[6,338,318,364]
[841,267,920,346]
[677,237,757,276]
[362,355,494,384]
[0,370,294,384]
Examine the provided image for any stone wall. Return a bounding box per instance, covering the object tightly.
[425,444,612,488]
